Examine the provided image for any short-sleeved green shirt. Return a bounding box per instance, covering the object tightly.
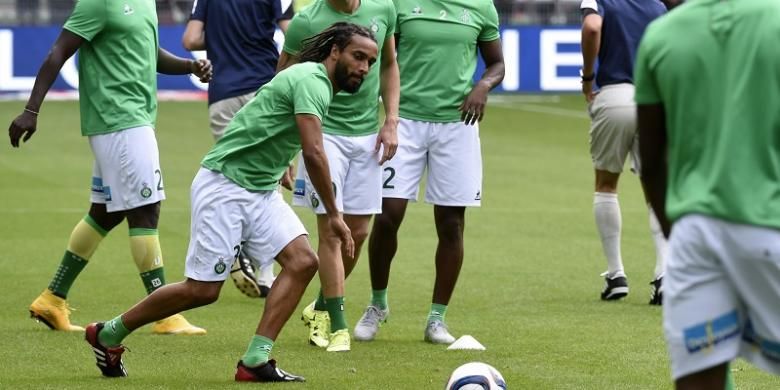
[201,62,333,191]
[283,0,396,136]
[394,0,499,123]
[634,0,780,229]
[64,0,159,136]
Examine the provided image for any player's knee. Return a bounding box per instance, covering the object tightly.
[125,202,161,229]
[184,280,221,306]
[287,249,319,279]
[373,212,401,235]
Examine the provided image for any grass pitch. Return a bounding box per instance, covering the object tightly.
[1,96,778,389]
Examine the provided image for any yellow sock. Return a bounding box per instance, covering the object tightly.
[48,216,107,298]
[67,215,107,259]
[129,228,166,294]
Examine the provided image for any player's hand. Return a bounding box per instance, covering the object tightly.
[280,164,295,191]
[8,110,38,147]
[328,215,354,259]
[191,59,213,83]
[459,83,489,126]
[375,117,398,164]
[582,80,596,103]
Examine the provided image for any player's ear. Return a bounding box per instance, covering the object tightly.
[330,43,341,61]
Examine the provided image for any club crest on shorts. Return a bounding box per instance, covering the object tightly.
[215,257,227,274]
[140,183,152,198]
[310,192,320,208]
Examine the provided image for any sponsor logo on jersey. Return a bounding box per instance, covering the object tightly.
[460,9,471,23]
[123,4,134,15]
[412,5,422,15]
[370,17,379,33]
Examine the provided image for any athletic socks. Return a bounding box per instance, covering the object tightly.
[371,289,388,310]
[326,296,348,332]
[594,192,624,276]
[314,291,327,311]
[98,315,131,347]
[129,228,166,294]
[647,206,668,279]
[48,216,107,299]
[242,335,274,366]
[427,303,448,323]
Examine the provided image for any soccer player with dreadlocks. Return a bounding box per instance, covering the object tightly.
[81,22,378,383]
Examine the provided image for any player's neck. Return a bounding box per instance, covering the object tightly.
[327,0,360,14]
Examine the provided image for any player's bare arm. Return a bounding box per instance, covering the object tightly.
[297,113,355,258]
[157,47,213,82]
[459,39,504,126]
[182,20,206,51]
[8,29,84,147]
[376,35,399,164]
[580,12,601,103]
[638,103,671,237]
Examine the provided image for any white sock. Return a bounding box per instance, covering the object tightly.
[647,206,667,279]
[594,192,624,277]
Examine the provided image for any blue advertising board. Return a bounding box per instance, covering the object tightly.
[0,26,584,95]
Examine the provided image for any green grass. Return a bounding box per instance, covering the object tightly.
[0,96,778,389]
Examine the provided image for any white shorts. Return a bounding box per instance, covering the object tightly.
[208,92,254,140]
[588,84,640,174]
[664,214,780,380]
[292,133,382,215]
[382,118,482,207]
[184,168,308,282]
[88,126,166,213]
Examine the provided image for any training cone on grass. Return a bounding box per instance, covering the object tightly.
[447,335,486,350]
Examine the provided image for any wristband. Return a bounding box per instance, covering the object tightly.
[24,107,39,115]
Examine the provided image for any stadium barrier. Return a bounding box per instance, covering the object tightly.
[0,25,583,96]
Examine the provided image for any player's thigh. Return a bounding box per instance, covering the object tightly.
[88,126,165,213]
[184,168,246,282]
[342,133,382,215]
[292,134,350,214]
[720,221,780,375]
[589,85,637,174]
[664,214,744,381]
[382,118,429,201]
[243,190,309,269]
[208,92,254,140]
[425,121,482,207]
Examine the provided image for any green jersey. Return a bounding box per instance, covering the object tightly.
[201,62,333,191]
[283,0,396,136]
[394,0,499,123]
[634,0,780,229]
[64,0,159,136]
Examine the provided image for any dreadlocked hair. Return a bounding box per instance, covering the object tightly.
[298,22,376,63]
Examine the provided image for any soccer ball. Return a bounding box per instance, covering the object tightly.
[446,362,507,390]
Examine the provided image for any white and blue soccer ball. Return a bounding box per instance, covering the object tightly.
[446,362,507,390]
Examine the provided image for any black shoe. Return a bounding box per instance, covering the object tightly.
[85,322,127,377]
[649,276,663,305]
[235,359,305,382]
[230,254,262,298]
[600,274,629,301]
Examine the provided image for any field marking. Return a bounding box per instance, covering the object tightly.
[491,103,589,119]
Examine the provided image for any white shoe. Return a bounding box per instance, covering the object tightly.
[354,305,389,341]
[424,320,455,344]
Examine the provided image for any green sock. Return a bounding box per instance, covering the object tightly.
[371,289,388,310]
[314,290,327,311]
[98,315,131,347]
[242,335,274,367]
[725,365,735,390]
[326,296,347,332]
[140,268,166,294]
[427,303,448,323]
[48,251,88,299]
